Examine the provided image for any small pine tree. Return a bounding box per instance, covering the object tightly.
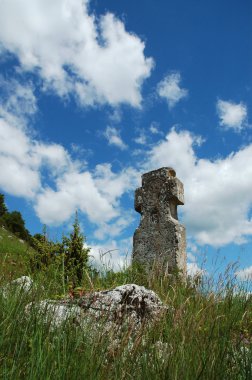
[30,225,60,271]
[61,211,90,286]
[0,194,7,218]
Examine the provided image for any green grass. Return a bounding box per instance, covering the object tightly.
[0,231,252,379]
[0,268,252,379]
[0,226,34,283]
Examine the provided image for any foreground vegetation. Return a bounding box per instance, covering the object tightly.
[0,251,252,379]
[0,192,251,379]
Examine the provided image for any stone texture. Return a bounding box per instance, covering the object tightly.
[77,283,166,325]
[132,167,186,276]
[25,300,84,328]
[25,284,167,331]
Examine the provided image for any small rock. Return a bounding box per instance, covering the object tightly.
[1,276,33,298]
[11,276,33,291]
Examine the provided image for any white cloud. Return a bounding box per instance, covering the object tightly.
[0,78,73,199]
[2,77,252,251]
[89,237,132,271]
[35,170,118,225]
[33,143,70,174]
[94,164,139,200]
[0,116,73,198]
[104,127,127,150]
[0,76,37,127]
[0,152,40,198]
[0,83,40,198]
[34,163,138,238]
[149,122,160,134]
[187,262,205,277]
[94,215,134,240]
[0,0,153,107]
[187,252,197,262]
[236,266,252,281]
[146,128,252,246]
[134,132,147,145]
[0,81,135,240]
[157,72,188,108]
[217,99,248,132]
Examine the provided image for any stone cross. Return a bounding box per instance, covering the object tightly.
[132,167,186,276]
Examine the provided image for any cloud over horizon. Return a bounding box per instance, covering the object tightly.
[1,79,252,248]
[145,128,252,246]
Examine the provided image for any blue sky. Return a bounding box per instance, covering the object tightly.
[0,0,251,278]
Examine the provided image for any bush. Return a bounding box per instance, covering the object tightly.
[60,211,90,286]
[2,211,31,242]
[30,226,61,272]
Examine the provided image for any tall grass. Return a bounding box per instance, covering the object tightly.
[0,262,252,379]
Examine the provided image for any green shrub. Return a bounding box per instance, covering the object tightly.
[60,211,90,287]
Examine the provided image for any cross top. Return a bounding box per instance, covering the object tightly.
[135,167,184,221]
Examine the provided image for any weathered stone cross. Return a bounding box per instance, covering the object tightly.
[132,167,186,276]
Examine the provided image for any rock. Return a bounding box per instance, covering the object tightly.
[78,283,166,326]
[11,276,33,291]
[25,284,167,332]
[25,301,84,328]
[1,276,33,298]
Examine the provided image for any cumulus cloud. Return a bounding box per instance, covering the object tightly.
[104,127,127,150]
[217,99,248,132]
[94,163,138,203]
[0,115,73,198]
[34,163,138,236]
[0,80,137,240]
[2,77,252,250]
[31,161,137,238]
[236,266,252,281]
[35,170,118,225]
[157,72,188,108]
[0,81,40,197]
[145,128,252,246]
[0,0,153,107]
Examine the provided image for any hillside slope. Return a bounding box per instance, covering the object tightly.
[0,226,33,283]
